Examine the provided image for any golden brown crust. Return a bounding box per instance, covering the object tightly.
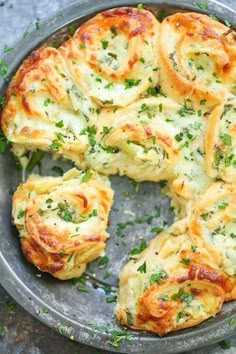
[12,169,113,280]
[158,12,236,109]
[1,46,98,165]
[116,231,226,335]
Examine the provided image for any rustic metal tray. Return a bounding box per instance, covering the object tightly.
[0,1,235,352]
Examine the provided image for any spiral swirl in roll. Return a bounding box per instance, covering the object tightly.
[12,168,114,280]
[158,12,236,109]
[60,7,160,107]
[116,229,227,335]
[1,47,99,165]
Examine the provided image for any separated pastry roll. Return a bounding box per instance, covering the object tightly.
[60,7,160,107]
[12,168,113,280]
[1,47,99,165]
[116,228,227,335]
[158,12,236,109]
[205,100,236,183]
[189,182,236,299]
[85,96,206,182]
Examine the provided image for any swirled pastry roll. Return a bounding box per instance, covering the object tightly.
[85,97,205,182]
[189,182,236,284]
[60,7,160,107]
[205,100,236,183]
[158,12,236,109]
[12,168,114,280]
[1,46,99,165]
[116,229,227,335]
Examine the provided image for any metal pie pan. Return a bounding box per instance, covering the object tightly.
[0,0,235,353]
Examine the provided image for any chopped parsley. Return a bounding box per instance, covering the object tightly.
[177,100,195,117]
[98,255,109,267]
[151,226,163,234]
[171,288,194,304]
[129,240,147,255]
[0,59,8,81]
[81,170,93,182]
[0,95,7,108]
[101,39,109,49]
[102,126,111,136]
[218,201,229,209]
[109,329,133,348]
[55,120,64,128]
[88,209,97,217]
[191,245,197,252]
[0,128,9,153]
[150,270,168,285]
[219,340,231,350]
[67,252,74,262]
[124,78,141,89]
[136,3,143,9]
[43,98,51,106]
[220,133,232,146]
[104,82,113,89]
[106,295,117,303]
[49,140,62,150]
[57,201,74,222]
[80,125,96,146]
[56,132,65,142]
[180,258,190,265]
[67,25,76,36]
[137,261,147,273]
[175,134,183,142]
[17,209,25,219]
[200,212,209,220]
[196,2,208,10]
[42,307,49,314]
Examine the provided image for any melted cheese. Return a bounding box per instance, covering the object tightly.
[12,168,114,280]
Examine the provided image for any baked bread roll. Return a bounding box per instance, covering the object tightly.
[205,99,236,183]
[60,7,160,107]
[116,228,227,335]
[85,96,206,183]
[0,6,235,337]
[12,168,113,280]
[189,182,236,285]
[158,12,236,109]
[1,46,99,165]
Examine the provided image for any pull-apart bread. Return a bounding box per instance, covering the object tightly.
[0,7,235,336]
[12,168,113,280]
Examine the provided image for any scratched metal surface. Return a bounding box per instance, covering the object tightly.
[0,1,236,353]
